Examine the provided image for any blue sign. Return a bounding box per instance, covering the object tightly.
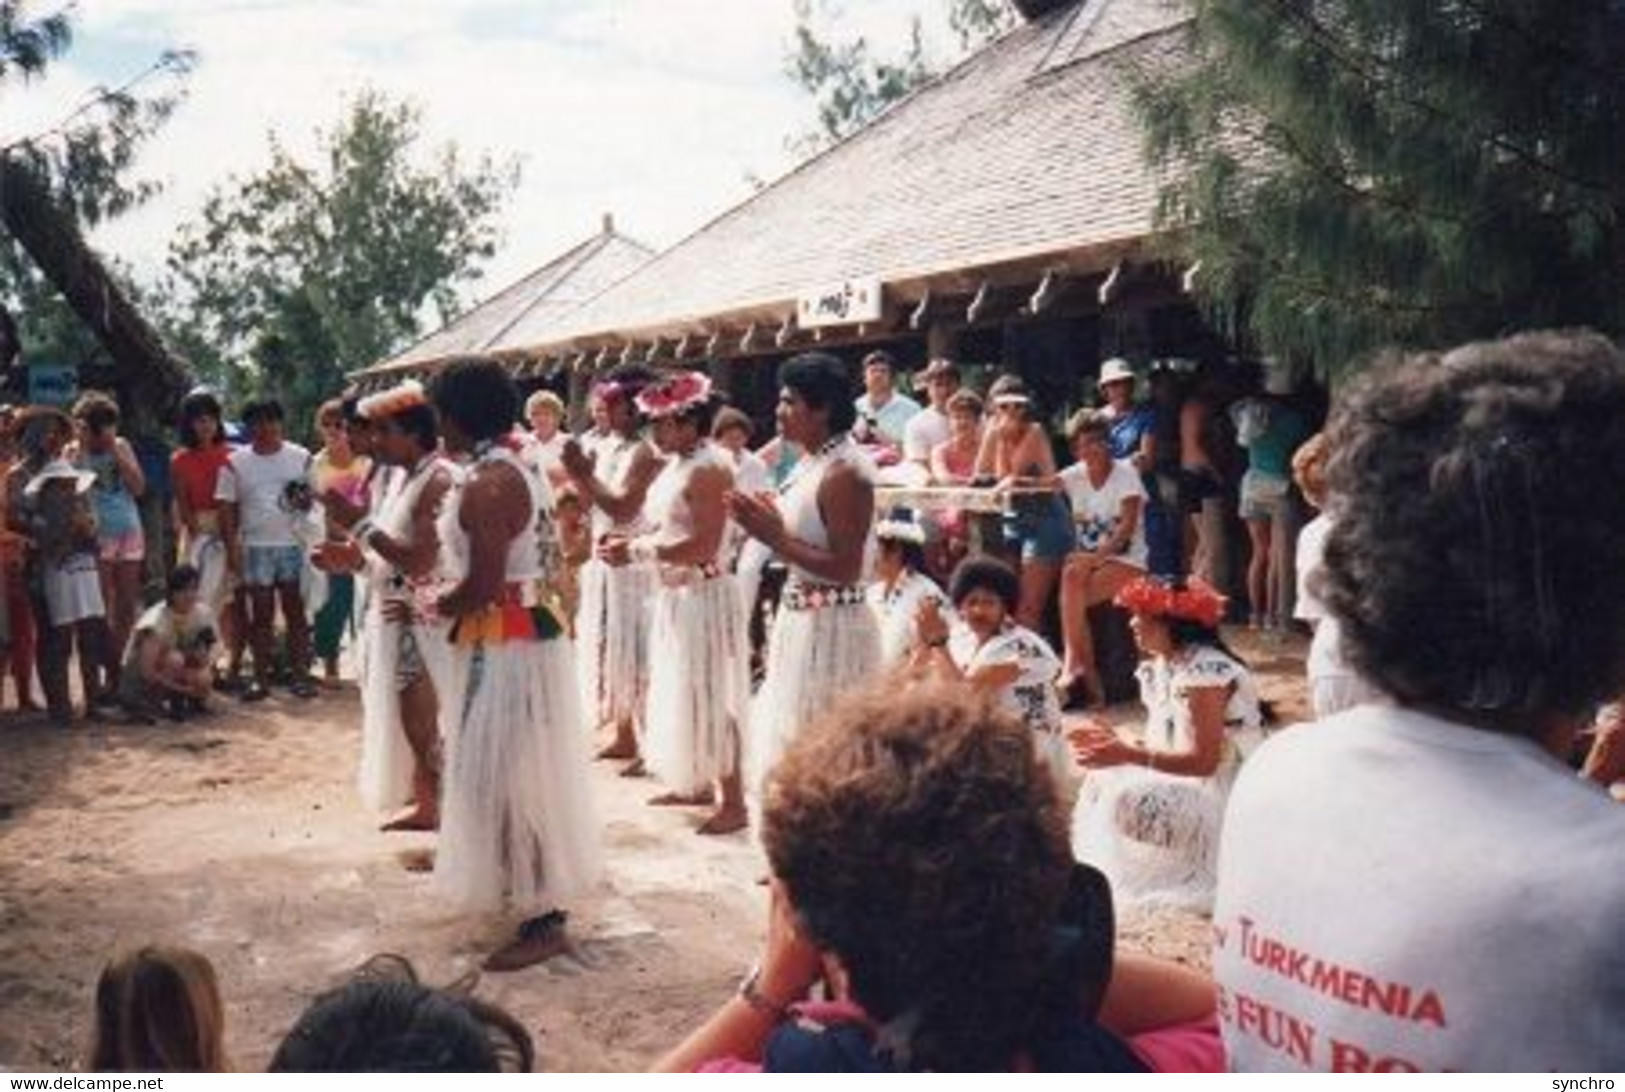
[27,363,78,407]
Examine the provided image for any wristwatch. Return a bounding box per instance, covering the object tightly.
[737,964,790,1023]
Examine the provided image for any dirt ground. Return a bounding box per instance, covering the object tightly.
[0,630,1308,1073]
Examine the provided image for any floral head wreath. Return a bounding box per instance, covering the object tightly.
[358,379,428,421]
[635,371,712,420]
[1114,576,1227,629]
[875,516,928,545]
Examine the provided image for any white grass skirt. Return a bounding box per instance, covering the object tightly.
[356,607,410,812]
[576,558,655,730]
[435,636,602,914]
[356,610,457,814]
[643,576,749,795]
[1070,766,1225,914]
[750,602,881,788]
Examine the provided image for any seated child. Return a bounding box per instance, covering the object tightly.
[121,564,218,721]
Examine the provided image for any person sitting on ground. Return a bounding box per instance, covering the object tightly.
[654,683,1221,1073]
[91,945,230,1072]
[269,954,533,1073]
[1290,431,1383,719]
[120,564,217,722]
[867,508,949,669]
[1068,576,1264,914]
[910,556,1069,784]
[1054,408,1148,709]
[1215,331,1625,1072]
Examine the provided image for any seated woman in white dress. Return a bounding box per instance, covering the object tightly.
[911,556,1070,785]
[1068,577,1263,913]
[867,508,950,670]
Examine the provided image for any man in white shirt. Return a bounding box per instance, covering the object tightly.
[852,350,921,448]
[216,398,316,701]
[1214,331,1625,1072]
[902,358,958,474]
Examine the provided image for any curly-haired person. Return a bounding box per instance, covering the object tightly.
[1214,330,1625,1072]
[656,683,1222,1073]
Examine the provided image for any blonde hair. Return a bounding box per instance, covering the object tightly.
[91,946,230,1073]
[524,390,564,420]
[1291,431,1329,509]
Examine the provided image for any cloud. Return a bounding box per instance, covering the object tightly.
[5,1,953,305]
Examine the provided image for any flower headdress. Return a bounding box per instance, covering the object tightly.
[875,510,929,545]
[1114,576,1227,629]
[359,379,428,421]
[634,371,712,420]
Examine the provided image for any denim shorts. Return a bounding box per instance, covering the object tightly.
[1003,496,1073,563]
[243,544,304,588]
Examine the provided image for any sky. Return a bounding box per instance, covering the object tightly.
[1,0,963,303]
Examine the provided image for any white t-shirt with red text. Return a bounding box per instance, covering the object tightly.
[1214,704,1625,1072]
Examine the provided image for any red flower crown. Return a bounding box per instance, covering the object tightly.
[1114,576,1227,629]
[635,372,712,419]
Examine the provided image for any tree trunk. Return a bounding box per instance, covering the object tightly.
[0,155,190,430]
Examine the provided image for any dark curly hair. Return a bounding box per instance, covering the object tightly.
[1321,330,1625,727]
[762,683,1073,1071]
[431,358,519,444]
[780,352,857,434]
[269,954,533,1073]
[949,555,1021,615]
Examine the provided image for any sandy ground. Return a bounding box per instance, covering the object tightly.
[0,629,1308,1073]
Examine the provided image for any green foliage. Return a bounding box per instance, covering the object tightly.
[165,89,518,431]
[0,2,192,373]
[786,0,1014,155]
[1134,0,1625,380]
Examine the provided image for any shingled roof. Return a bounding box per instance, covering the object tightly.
[362,216,656,377]
[358,0,1190,381]
[513,0,1191,356]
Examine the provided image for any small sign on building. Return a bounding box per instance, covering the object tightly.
[27,363,78,408]
[797,277,884,329]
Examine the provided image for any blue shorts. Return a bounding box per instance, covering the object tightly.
[1003,497,1073,563]
[243,544,304,588]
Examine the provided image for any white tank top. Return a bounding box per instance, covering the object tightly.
[778,433,877,584]
[644,440,733,570]
[590,433,657,539]
[438,444,552,587]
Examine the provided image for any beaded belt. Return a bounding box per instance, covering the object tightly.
[781,579,868,612]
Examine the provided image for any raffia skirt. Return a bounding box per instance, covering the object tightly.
[575,558,655,731]
[750,600,881,789]
[643,574,749,795]
[356,606,456,813]
[434,634,601,914]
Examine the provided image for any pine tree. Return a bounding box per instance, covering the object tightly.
[786,0,1015,156]
[1133,0,1625,379]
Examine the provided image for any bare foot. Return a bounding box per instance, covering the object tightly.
[483,912,570,972]
[595,739,637,761]
[697,806,748,836]
[619,758,647,778]
[397,847,436,873]
[380,806,439,833]
[648,789,714,807]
